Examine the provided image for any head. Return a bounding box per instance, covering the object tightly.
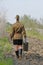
[16,15,19,21]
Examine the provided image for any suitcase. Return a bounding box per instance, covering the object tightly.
[23,42,28,51]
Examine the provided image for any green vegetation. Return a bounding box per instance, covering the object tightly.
[21,15,43,29]
[26,29,43,40]
[0,58,13,65]
[6,22,12,33]
[0,37,13,65]
[20,15,43,40]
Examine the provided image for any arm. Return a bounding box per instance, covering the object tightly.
[10,25,15,40]
[22,25,26,39]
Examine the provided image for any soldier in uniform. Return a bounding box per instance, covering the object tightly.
[10,15,26,60]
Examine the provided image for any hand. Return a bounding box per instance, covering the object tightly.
[23,37,26,43]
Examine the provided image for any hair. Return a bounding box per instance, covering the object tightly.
[16,15,19,21]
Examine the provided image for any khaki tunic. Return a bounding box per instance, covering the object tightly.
[10,21,26,40]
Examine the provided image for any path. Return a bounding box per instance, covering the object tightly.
[6,51,43,65]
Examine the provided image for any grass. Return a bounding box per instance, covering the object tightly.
[0,58,13,65]
[26,29,43,40]
[0,37,12,53]
[0,37,13,65]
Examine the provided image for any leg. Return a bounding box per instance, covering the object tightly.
[14,45,19,58]
[18,45,22,60]
[14,45,18,51]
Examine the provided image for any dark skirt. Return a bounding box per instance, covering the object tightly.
[13,39,23,45]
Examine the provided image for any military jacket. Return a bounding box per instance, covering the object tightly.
[10,21,26,40]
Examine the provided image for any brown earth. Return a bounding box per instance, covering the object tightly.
[28,37,43,56]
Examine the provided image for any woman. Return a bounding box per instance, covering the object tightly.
[10,15,26,60]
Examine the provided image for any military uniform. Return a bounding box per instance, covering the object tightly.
[10,15,26,59]
[10,21,26,45]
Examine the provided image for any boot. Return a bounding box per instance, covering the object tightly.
[15,51,19,58]
[18,49,22,60]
